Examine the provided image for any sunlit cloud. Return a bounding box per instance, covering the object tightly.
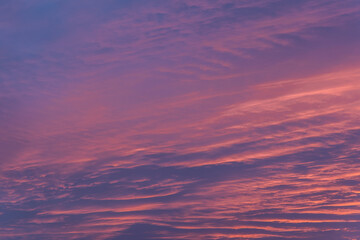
[1,0,360,239]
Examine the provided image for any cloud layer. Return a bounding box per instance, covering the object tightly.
[1,0,360,239]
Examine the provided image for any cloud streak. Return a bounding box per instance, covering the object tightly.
[1,0,360,239]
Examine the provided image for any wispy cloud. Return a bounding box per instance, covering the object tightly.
[1,0,360,239]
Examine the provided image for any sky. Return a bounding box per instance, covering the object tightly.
[1,0,360,239]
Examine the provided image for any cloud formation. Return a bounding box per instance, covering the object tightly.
[1,0,360,239]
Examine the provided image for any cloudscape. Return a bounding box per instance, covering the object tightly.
[1,0,360,239]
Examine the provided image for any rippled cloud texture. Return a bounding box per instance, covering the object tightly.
[1,0,360,239]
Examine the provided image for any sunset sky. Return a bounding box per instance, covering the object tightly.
[1,0,360,239]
